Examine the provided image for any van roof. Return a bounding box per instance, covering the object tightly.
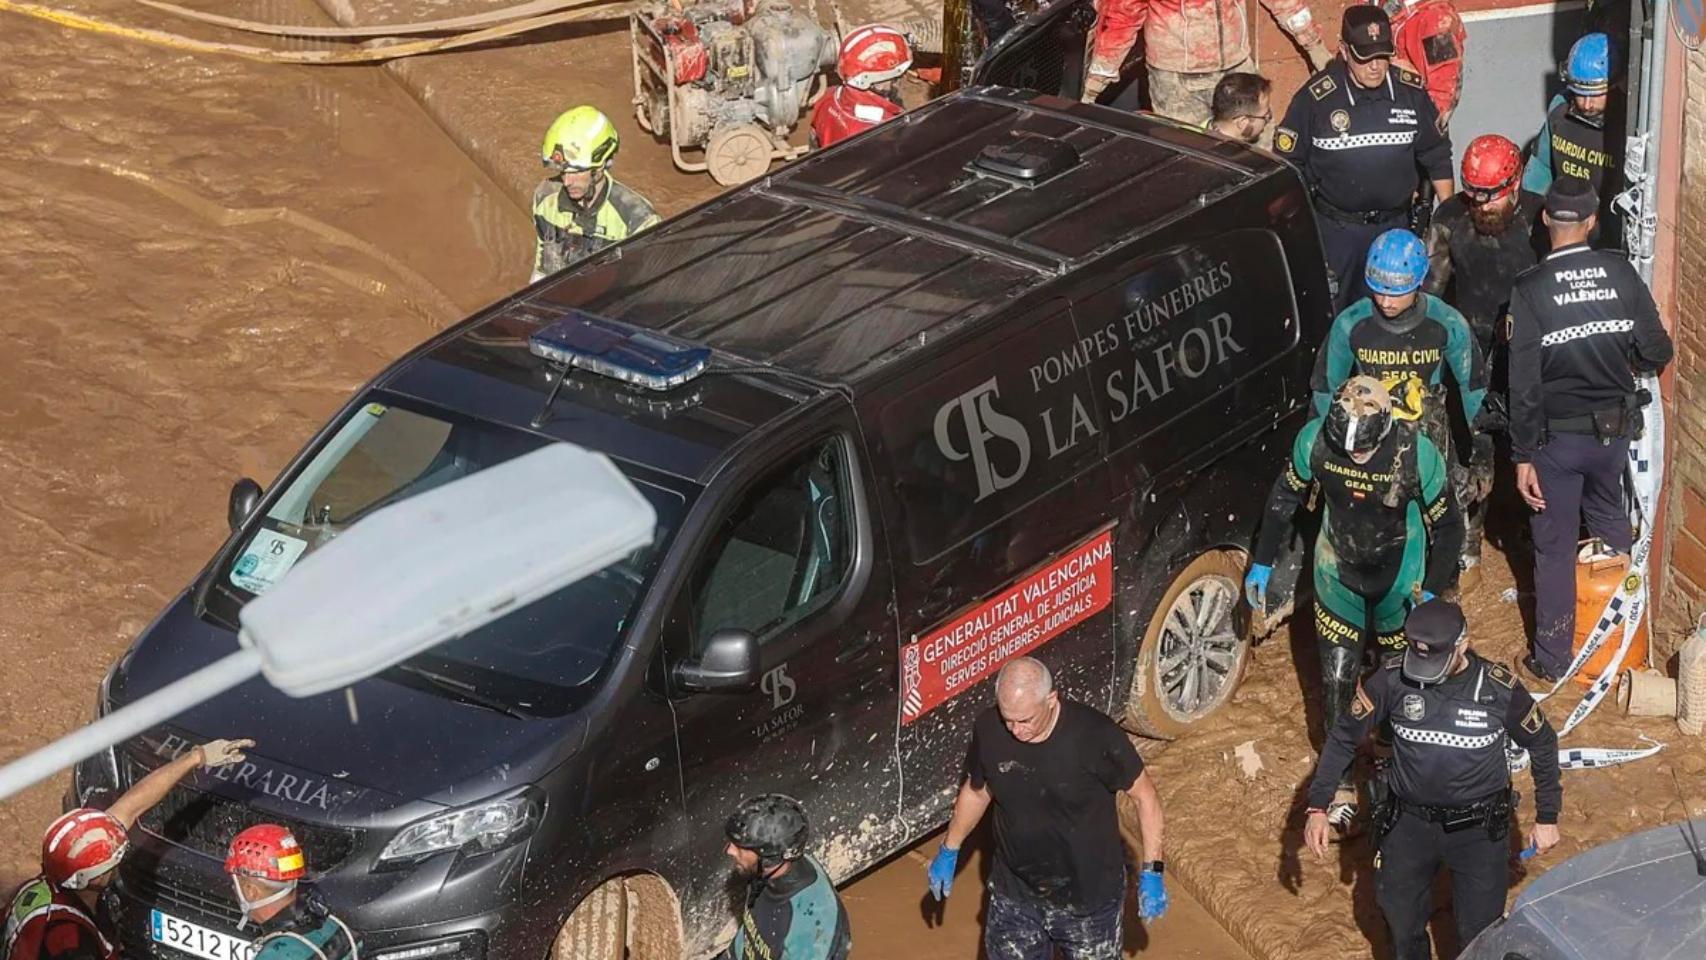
[518,87,1284,381]
[401,88,1289,479]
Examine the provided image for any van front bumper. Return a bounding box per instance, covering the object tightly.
[113,833,552,960]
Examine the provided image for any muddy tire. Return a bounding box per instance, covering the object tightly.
[553,879,627,960]
[705,124,772,186]
[1124,549,1251,740]
[551,875,683,960]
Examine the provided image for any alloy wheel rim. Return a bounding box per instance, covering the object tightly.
[1154,574,1243,722]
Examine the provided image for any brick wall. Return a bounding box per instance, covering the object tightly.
[1658,45,1706,658]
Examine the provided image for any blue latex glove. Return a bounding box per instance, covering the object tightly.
[927,844,958,901]
[1420,590,1437,603]
[1244,564,1273,610]
[1138,869,1168,921]
[1519,843,1538,861]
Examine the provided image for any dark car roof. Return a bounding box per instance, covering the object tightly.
[392,87,1290,479]
[1461,818,1706,958]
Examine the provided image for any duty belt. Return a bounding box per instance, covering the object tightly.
[1396,788,1510,826]
[1547,390,1647,442]
[1546,414,1602,435]
[1312,195,1409,225]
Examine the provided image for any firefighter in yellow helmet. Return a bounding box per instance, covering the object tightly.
[531,106,660,282]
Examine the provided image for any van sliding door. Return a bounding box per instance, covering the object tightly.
[871,299,1118,827]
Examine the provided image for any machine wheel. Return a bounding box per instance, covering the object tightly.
[705,124,773,186]
[635,90,668,137]
[1124,550,1252,740]
[551,874,683,960]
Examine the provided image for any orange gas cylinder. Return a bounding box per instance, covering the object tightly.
[1571,541,1649,687]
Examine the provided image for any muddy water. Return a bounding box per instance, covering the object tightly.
[9,6,1690,960]
[0,1,527,882]
[0,9,1253,960]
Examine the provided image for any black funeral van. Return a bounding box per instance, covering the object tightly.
[77,75,1333,960]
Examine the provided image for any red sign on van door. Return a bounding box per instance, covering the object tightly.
[900,530,1114,725]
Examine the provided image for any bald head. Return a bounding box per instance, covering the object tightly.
[997,658,1052,706]
[996,658,1059,742]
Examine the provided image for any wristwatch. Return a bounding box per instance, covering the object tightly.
[1141,860,1165,874]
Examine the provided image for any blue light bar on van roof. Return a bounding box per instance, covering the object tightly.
[528,311,711,391]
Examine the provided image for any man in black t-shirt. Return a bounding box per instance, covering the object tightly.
[925,657,1167,960]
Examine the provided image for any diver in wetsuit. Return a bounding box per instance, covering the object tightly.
[1245,376,1464,824]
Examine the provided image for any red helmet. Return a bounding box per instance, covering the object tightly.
[225,824,306,882]
[1461,135,1522,204]
[43,809,129,890]
[837,24,911,91]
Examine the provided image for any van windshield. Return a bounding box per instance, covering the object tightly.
[208,395,685,716]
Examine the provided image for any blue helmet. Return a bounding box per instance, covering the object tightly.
[1364,229,1428,297]
[1565,33,1611,96]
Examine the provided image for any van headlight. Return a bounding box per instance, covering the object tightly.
[379,791,540,865]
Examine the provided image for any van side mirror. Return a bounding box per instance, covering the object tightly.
[673,629,761,693]
[228,478,263,532]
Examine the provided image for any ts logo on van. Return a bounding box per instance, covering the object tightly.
[933,377,1032,501]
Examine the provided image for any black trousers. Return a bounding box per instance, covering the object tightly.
[1316,213,1406,313]
[1529,432,1633,673]
[1375,810,1507,960]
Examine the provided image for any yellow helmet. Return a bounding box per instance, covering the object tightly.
[541,106,619,172]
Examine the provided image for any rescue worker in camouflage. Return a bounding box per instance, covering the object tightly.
[1274,6,1454,311]
[1304,600,1562,960]
[1379,0,1466,127]
[1424,135,1545,586]
[1082,0,1332,125]
[531,106,660,283]
[1522,33,1623,241]
[723,795,850,960]
[225,825,358,960]
[1312,231,1488,563]
[1247,377,1463,825]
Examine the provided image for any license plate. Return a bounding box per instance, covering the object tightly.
[149,910,257,960]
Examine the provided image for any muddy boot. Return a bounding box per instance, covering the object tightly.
[1327,782,1362,838]
[1457,557,1483,595]
[1320,643,1361,733]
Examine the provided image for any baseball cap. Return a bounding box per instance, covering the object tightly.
[1402,599,1468,684]
[1545,178,1600,223]
[1342,6,1396,62]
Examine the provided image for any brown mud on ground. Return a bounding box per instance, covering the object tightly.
[3,5,1704,960]
[1132,525,1706,960]
[0,0,528,885]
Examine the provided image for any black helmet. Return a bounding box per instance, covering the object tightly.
[725,794,809,871]
[1322,375,1394,458]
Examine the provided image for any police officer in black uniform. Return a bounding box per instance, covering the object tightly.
[1303,600,1562,960]
[1507,179,1674,682]
[1274,4,1455,312]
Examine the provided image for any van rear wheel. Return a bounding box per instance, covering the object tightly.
[1125,550,1251,740]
